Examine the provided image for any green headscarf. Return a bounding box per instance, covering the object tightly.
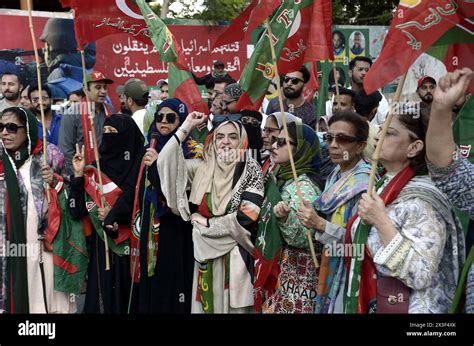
[1,107,40,313]
[276,122,322,187]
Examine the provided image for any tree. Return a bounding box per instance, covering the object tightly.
[332,0,398,25]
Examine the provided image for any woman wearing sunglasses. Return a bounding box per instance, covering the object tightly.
[157,111,264,313]
[262,122,323,313]
[0,107,74,313]
[134,98,197,313]
[296,111,371,313]
[343,111,465,314]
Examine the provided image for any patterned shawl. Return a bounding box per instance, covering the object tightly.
[313,158,371,313]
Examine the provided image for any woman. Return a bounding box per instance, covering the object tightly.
[135,98,195,313]
[296,111,370,313]
[262,122,323,313]
[0,106,74,313]
[157,112,264,313]
[69,113,144,313]
[261,112,301,171]
[346,112,465,313]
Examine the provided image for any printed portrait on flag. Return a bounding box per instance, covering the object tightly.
[332,30,346,62]
[349,31,366,57]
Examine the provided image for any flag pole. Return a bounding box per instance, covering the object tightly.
[266,21,319,269]
[367,72,408,193]
[27,0,50,203]
[79,50,111,271]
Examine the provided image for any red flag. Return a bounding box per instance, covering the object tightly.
[364,1,474,94]
[61,0,152,48]
[303,62,320,102]
[236,0,333,111]
[213,0,282,49]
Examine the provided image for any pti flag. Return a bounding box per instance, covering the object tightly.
[213,0,282,49]
[136,0,209,113]
[364,0,474,94]
[236,0,333,110]
[61,0,153,48]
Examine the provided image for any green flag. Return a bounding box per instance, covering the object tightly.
[236,0,315,110]
[136,0,209,113]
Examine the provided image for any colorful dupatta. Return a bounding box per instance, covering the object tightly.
[313,159,371,313]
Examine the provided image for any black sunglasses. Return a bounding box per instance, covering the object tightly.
[283,76,304,85]
[212,114,242,126]
[0,123,26,134]
[271,136,295,148]
[155,112,177,123]
[241,116,261,127]
[324,133,363,144]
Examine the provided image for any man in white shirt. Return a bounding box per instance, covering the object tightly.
[123,78,149,135]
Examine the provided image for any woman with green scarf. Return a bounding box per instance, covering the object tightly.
[262,121,323,313]
[0,106,74,313]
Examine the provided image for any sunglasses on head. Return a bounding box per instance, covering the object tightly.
[283,76,304,85]
[0,122,26,134]
[155,112,177,123]
[212,114,242,126]
[271,136,295,148]
[324,133,363,144]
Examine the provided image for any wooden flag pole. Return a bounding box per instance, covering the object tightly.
[367,72,408,194]
[266,21,319,269]
[27,0,50,203]
[80,50,110,271]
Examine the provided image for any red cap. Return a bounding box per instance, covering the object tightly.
[417,76,436,89]
[86,71,114,84]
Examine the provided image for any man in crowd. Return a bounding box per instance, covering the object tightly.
[157,79,169,101]
[59,70,114,175]
[332,87,356,115]
[193,60,236,86]
[28,84,62,146]
[348,56,389,125]
[416,75,437,110]
[221,83,242,115]
[354,89,383,160]
[123,78,149,135]
[266,65,316,128]
[0,71,23,112]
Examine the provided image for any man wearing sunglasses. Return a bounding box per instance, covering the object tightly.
[265,66,316,129]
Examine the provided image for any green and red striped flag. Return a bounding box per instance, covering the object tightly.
[236,0,333,111]
[253,175,282,312]
[136,0,208,113]
[364,1,474,94]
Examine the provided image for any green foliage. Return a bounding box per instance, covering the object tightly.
[332,0,398,25]
[192,0,249,21]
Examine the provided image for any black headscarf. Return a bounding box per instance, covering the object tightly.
[99,114,145,188]
[240,110,263,163]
